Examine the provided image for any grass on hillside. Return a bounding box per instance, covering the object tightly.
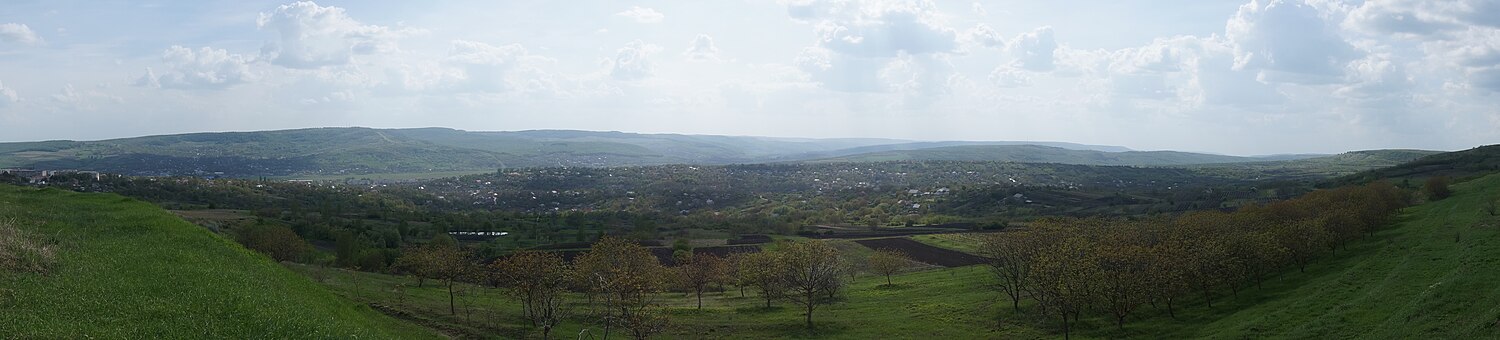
[0,185,438,338]
[1136,173,1500,338]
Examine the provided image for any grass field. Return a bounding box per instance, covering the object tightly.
[0,185,438,338]
[289,262,1043,339]
[910,233,986,253]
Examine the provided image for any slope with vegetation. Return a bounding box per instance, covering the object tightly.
[0,185,436,338]
[1332,144,1500,186]
[1165,172,1500,338]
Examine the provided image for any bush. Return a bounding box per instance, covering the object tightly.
[0,218,57,275]
[1424,176,1452,201]
[236,223,313,262]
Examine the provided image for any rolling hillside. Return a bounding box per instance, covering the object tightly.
[0,128,1152,177]
[1189,149,1442,180]
[1158,172,1500,338]
[1332,144,1500,186]
[806,144,1276,165]
[0,185,437,338]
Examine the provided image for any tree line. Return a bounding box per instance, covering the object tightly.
[390,236,912,339]
[978,181,1409,338]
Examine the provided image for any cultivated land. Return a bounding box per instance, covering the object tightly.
[0,185,438,338]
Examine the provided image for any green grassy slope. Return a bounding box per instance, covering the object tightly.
[1166,173,1500,338]
[0,185,438,338]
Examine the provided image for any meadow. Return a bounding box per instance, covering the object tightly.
[0,185,437,338]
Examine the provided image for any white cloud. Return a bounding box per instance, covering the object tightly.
[786,0,960,99]
[257,1,410,69]
[988,65,1030,87]
[50,84,121,111]
[607,40,661,81]
[0,23,42,46]
[1343,0,1500,92]
[1226,0,1360,84]
[136,46,256,90]
[384,40,562,96]
[964,24,1006,50]
[0,80,18,107]
[1008,26,1057,72]
[683,34,722,61]
[808,3,958,57]
[615,6,664,24]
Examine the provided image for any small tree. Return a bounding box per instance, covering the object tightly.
[492,251,570,339]
[978,232,1039,313]
[1424,176,1451,200]
[574,237,668,338]
[426,245,474,315]
[392,245,431,287]
[866,248,910,286]
[676,253,729,310]
[738,251,783,308]
[777,240,845,328]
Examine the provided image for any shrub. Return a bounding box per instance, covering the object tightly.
[235,223,312,262]
[1424,176,1452,201]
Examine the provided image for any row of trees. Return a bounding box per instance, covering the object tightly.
[979,181,1409,338]
[393,237,908,338]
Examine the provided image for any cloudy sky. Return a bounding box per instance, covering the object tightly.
[0,0,1496,155]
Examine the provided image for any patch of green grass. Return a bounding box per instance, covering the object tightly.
[910,233,984,253]
[292,262,1048,339]
[0,185,437,338]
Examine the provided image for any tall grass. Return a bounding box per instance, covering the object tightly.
[0,217,56,275]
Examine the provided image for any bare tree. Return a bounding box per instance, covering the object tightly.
[675,252,729,310]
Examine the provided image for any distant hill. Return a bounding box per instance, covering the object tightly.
[1187,149,1442,181]
[805,144,1260,166]
[1330,145,1500,186]
[0,127,1453,178]
[0,185,436,338]
[0,128,1150,177]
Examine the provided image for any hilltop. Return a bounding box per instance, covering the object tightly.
[0,185,437,338]
[1332,144,1500,186]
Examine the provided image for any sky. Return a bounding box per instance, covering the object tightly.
[0,0,1496,155]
